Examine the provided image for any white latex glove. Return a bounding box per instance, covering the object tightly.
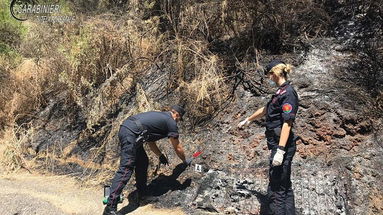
[272,148,285,166]
[238,118,251,129]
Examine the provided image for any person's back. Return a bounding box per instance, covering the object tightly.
[121,111,179,142]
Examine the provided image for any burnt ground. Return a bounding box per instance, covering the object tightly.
[138,38,382,215]
[2,2,382,215]
[21,37,382,215]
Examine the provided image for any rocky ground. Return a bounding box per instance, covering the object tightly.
[131,38,382,215]
[1,1,382,215]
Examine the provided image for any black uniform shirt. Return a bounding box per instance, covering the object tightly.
[121,111,179,142]
[265,81,299,130]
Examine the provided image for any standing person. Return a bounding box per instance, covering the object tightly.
[238,60,299,215]
[103,105,190,215]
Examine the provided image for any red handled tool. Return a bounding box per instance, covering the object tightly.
[185,150,204,165]
[193,151,203,158]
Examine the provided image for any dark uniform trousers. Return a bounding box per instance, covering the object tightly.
[108,126,149,206]
[266,130,296,215]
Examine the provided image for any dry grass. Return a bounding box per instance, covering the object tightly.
[164,0,331,53]
[0,3,232,176]
[59,19,131,109]
[0,125,34,172]
[179,53,229,121]
[0,20,66,129]
[7,60,47,117]
[82,66,135,130]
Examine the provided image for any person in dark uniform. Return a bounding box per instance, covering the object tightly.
[238,60,299,215]
[103,105,190,215]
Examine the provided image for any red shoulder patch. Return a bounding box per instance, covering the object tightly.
[282,103,293,113]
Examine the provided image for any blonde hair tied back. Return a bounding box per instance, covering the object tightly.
[271,64,294,78]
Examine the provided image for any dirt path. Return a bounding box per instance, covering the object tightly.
[0,171,186,215]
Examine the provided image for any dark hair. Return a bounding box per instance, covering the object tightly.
[264,60,293,79]
[264,60,285,75]
[171,105,186,119]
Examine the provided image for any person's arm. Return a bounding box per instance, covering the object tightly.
[272,121,292,167]
[238,106,267,128]
[149,141,169,165]
[169,137,186,162]
[147,141,162,157]
[247,106,267,121]
[278,120,293,148]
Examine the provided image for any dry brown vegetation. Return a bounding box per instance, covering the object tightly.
[0,0,333,129]
[0,0,381,181]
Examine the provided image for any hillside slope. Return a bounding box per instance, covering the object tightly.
[0,1,382,215]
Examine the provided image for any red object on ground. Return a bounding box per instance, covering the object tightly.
[193,151,202,158]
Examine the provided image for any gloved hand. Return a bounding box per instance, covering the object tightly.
[184,158,193,166]
[272,148,285,166]
[159,154,169,165]
[238,118,251,129]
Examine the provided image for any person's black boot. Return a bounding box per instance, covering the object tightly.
[102,204,121,215]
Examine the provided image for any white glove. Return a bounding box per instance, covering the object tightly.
[238,118,251,129]
[272,148,285,166]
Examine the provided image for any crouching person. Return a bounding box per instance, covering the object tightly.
[103,105,189,215]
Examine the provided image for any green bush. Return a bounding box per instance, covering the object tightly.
[0,0,27,53]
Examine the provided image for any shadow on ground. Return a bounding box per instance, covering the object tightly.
[119,163,191,214]
[251,190,270,215]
